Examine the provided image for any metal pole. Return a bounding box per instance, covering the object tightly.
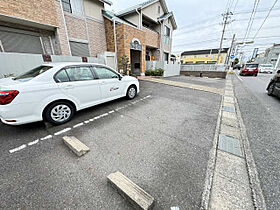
[217,13,228,64]
[226,34,236,68]
[113,19,118,72]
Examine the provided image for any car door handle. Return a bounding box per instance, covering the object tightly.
[101,81,106,85]
[65,85,74,89]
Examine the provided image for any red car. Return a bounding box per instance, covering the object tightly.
[239,63,259,76]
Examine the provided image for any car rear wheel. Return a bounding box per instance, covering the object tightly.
[254,74,257,77]
[267,83,275,96]
[126,85,137,100]
[44,101,75,125]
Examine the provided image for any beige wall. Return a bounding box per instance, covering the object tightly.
[142,1,164,22]
[84,0,104,21]
[124,13,140,28]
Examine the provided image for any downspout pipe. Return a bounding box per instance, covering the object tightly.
[135,9,141,29]
[113,19,118,72]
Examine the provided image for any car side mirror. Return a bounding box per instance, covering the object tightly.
[118,75,122,81]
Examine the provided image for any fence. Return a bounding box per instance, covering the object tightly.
[181,64,226,72]
[0,51,116,78]
[146,61,181,77]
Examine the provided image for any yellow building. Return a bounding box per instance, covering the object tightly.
[181,48,229,64]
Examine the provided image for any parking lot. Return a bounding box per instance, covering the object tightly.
[0,76,224,209]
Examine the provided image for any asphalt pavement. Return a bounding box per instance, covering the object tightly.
[233,72,280,209]
[0,76,224,209]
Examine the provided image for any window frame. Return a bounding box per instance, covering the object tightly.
[92,65,121,80]
[61,0,72,13]
[54,65,96,83]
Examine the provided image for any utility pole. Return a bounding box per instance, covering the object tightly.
[217,11,233,65]
[226,34,236,68]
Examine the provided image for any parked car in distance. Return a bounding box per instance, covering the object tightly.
[267,70,280,97]
[239,63,259,76]
[0,63,139,125]
[259,64,274,74]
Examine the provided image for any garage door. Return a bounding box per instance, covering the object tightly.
[0,26,43,54]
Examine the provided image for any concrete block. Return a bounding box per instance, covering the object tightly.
[220,124,241,139]
[224,96,234,103]
[222,111,237,120]
[62,136,90,157]
[223,102,235,109]
[107,171,155,210]
[222,117,238,128]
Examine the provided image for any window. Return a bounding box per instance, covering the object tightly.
[158,6,160,14]
[164,53,169,62]
[65,66,94,81]
[69,41,90,57]
[14,66,52,82]
[164,26,171,45]
[94,67,119,79]
[62,0,72,13]
[55,70,69,83]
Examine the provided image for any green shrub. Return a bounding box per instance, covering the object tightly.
[145,68,164,76]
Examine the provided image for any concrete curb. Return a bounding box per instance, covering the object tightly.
[201,88,224,210]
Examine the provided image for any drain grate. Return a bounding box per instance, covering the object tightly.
[222,106,235,113]
[218,134,243,157]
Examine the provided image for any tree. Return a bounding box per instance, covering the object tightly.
[233,58,239,66]
[119,54,130,75]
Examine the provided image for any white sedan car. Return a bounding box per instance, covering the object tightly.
[0,63,139,125]
[259,64,274,74]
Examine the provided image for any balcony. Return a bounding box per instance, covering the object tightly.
[143,26,160,49]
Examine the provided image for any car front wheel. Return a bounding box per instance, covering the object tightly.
[126,85,137,99]
[44,101,75,125]
[267,83,275,96]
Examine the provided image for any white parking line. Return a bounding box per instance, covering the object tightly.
[41,135,52,141]
[28,139,39,146]
[73,123,84,128]
[9,144,27,154]
[8,95,152,154]
[54,128,71,136]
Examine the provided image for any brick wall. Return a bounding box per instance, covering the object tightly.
[0,0,58,27]
[143,27,159,49]
[64,14,87,41]
[86,18,107,57]
[104,19,147,74]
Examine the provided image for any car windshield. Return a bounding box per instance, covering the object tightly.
[246,64,258,68]
[13,65,53,82]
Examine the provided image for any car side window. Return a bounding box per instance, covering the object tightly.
[55,69,69,83]
[65,66,94,81]
[94,66,119,79]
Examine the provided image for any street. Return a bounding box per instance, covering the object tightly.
[234,72,280,209]
[0,77,224,209]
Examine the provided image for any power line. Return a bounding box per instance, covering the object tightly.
[242,0,261,43]
[253,0,279,40]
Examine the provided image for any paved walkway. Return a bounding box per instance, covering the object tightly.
[139,77,223,95]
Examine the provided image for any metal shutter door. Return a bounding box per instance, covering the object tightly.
[69,41,90,57]
[0,29,43,54]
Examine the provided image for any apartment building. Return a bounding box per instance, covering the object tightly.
[103,0,177,75]
[0,0,111,58]
[181,48,229,65]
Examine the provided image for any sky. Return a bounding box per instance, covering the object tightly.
[106,0,280,60]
